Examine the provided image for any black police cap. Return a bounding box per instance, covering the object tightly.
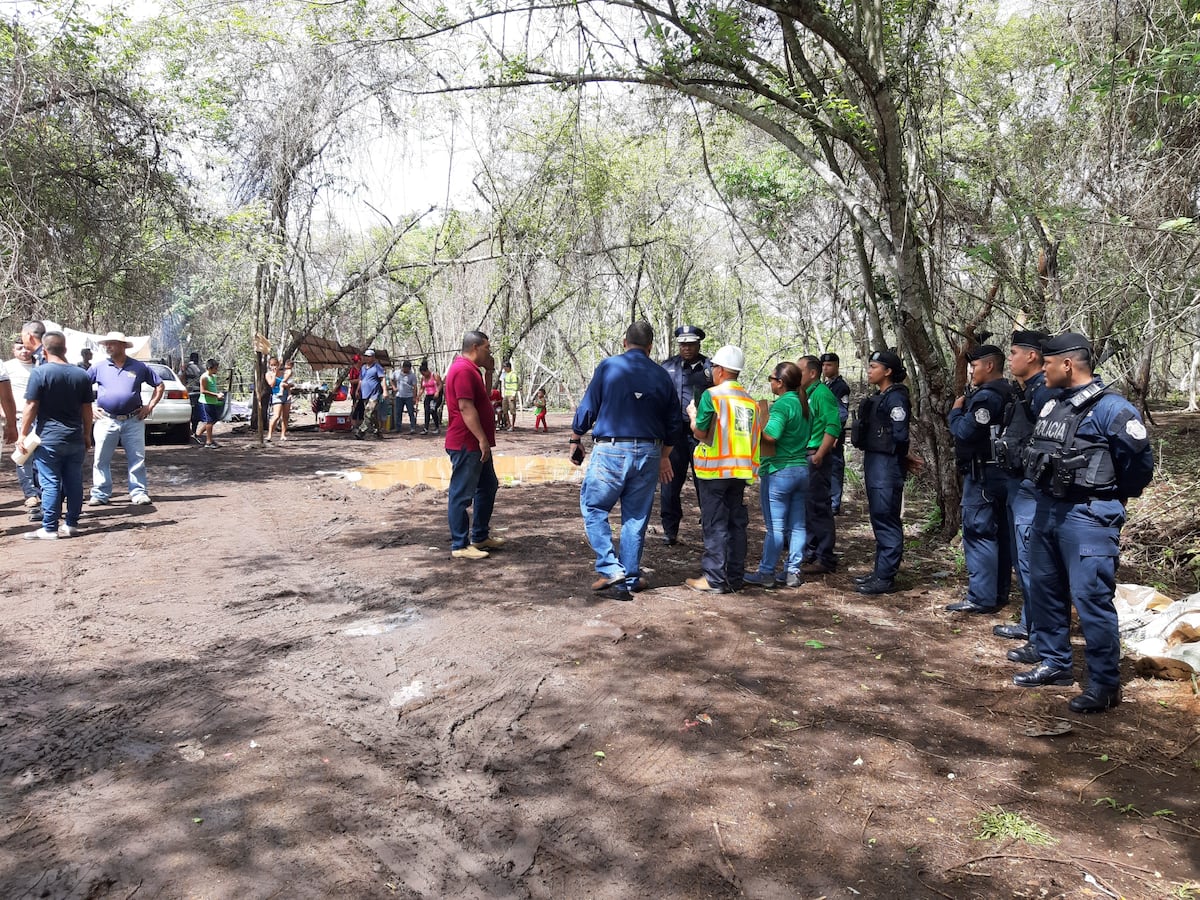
[1041,332,1093,357]
[966,344,1004,362]
[1011,329,1049,350]
[674,325,705,343]
[819,352,840,364]
[869,349,906,381]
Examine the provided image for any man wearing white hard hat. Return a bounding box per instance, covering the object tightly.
[686,345,761,594]
[88,330,163,507]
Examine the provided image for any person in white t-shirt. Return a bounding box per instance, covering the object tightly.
[5,343,37,507]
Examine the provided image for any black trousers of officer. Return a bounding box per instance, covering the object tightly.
[961,466,1013,608]
[803,451,836,567]
[660,435,699,539]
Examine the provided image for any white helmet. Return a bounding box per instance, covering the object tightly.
[711,345,745,372]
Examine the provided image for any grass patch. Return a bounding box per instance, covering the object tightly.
[973,807,1056,845]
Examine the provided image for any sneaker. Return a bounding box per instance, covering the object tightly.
[421,429,429,435]
[131,495,153,506]
[743,571,778,588]
[264,437,273,443]
[28,508,41,522]
[472,537,507,550]
[23,496,41,508]
[87,497,108,507]
[24,527,59,541]
[451,546,489,560]
[58,524,80,537]
[785,572,804,588]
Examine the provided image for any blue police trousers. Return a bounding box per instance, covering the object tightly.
[961,468,1012,608]
[863,451,905,582]
[1026,496,1124,691]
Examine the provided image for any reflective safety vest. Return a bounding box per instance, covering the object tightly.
[501,370,519,397]
[694,381,761,481]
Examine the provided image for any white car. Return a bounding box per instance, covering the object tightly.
[143,363,193,443]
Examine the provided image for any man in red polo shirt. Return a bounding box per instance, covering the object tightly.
[444,330,503,559]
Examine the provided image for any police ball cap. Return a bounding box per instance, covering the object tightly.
[869,349,906,381]
[1041,332,1092,357]
[819,352,840,364]
[1011,329,1049,350]
[674,324,705,343]
[966,344,1004,362]
[711,345,745,372]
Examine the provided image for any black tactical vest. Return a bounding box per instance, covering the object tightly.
[953,379,1013,473]
[1023,382,1117,499]
[851,384,908,454]
[993,380,1033,474]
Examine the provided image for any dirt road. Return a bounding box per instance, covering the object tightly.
[3,416,1197,898]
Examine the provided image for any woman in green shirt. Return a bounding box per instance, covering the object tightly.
[746,361,812,588]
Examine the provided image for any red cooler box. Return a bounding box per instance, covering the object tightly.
[318,412,353,432]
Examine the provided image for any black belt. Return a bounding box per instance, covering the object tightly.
[100,410,139,421]
[594,437,662,446]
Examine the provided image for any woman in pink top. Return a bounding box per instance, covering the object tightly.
[420,362,442,435]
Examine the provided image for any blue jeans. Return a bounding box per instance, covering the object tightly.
[35,439,85,531]
[756,464,809,577]
[447,448,498,549]
[579,441,661,587]
[92,415,149,502]
[394,396,417,431]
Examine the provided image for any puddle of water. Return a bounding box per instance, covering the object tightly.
[341,608,421,636]
[352,454,586,490]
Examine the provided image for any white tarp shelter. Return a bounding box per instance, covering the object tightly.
[43,320,152,364]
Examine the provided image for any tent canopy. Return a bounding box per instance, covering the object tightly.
[289,330,391,370]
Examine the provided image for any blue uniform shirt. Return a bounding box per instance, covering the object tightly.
[826,375,850,427]
[661,353,712,413]
[948,378,1009,460]
[1024,370,1057,418]
[89,357,161,416]
[572,348,686,446]
[877,384,910,456]
[1055,377,1154,500]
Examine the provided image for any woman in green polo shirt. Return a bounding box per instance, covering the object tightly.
[745,361,812,588]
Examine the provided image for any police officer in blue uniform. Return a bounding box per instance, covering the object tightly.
[658,325,713,545]
[946,345,1014,614]
[850,350,911,595]
[821,353,851,514]
[992,331,1060,662]
[1012,333,1154,713]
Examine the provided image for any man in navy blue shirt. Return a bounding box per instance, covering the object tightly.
[571,321,686,600]
[354,350,390,439]
[89,331,163,507]
[17,331,94,539]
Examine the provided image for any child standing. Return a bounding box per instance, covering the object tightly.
[533,387,548,431]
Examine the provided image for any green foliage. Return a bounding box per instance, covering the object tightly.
[973,807,1056,845]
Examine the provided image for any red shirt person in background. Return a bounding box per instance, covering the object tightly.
[444,331,502,560]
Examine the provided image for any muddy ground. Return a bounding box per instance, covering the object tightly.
[2,410,1197,899]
